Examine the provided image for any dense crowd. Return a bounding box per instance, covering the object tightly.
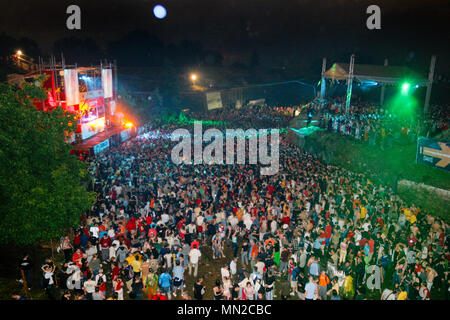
[185,104,293,129]
[19,104,449,301]
[306,97,450,149]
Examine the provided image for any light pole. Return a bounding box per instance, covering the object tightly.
[191,73,197,86]
[15,50,23,68]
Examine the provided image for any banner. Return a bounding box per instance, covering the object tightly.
[109,100,116,116]
[64,69,80,106]
[121,128,131,142]
[102,68,113,98]
[85,89,104,100]
[416,137,450,171]
[93,139,110,155]
[248,98,265,106]
[206,91,223,110]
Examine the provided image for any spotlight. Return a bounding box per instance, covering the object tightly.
[401,82,410,94]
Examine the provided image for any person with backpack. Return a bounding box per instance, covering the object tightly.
[172,260,185,297]
[116,242,129,268]
[290,263,301,296]
[123,260,134,293]
[159,269,173,300]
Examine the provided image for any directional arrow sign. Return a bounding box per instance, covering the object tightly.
[423,142,450,168]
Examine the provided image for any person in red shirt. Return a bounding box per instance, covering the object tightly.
[98,224,106,234]
[325,224,332,239]
[250,207,258,217]
[112,262,121,279]
[72,249,83,268]
[148,227,157,239]
[191,239,200,249]
[347,229,355,241]
[113,276,124,300]
[126,218,136,234]
[376,216,384,227]
[152,288,168,300]
[407,234,417,247]
[177,218,185,231]
[281,214,290,226]
[73,231,81,249]
[98,278,106,294]
[100,234,112,262]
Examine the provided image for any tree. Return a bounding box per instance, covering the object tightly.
[0,80,95,245]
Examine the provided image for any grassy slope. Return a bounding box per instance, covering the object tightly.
[303,131,450,221]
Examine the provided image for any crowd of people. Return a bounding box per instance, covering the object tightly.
[304,97,450,149]
[19,102,449,301]
[182,104,293,129]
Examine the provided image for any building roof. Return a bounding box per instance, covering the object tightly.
[324,63,429,85]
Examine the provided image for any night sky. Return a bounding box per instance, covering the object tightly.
[1,0,449,71]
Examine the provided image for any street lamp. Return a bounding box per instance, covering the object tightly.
[191,73,197,86]
[16,50,22,56]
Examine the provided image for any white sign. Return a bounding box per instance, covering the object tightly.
[206,91,223,110]
[85,89,104,100]
[121,129,131,142]
[248,98,265,106]
[109,100,116,116]
[102,69,113,98]
[81,117,105,140]
[93,139,110,155]
[64,69,80,106]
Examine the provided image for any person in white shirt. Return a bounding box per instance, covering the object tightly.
[161,213,170,224]
[95,269,106,285]
[83,276,96,299]
[221,265,230,279]
[109,243,118,261]
[255,259,265,275]
[228,215,238,229]
[188,247,202,277]
[270,220,277,234]
[108,227,116,239]
[90,224,100,238]
[85,244,97,263]
[187,223,196,235]
[230,257,238,276]
[243,213,252,230]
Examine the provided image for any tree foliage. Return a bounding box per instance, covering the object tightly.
[0,81,96,245]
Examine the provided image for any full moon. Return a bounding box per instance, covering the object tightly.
[153,5,167,19]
